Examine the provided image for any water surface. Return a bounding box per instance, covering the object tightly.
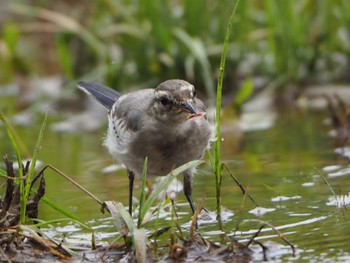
[1,101,349,262]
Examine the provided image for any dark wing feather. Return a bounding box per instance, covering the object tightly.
[77,81,120,110]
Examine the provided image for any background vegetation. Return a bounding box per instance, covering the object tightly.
[1,0,350,99]
[1,1,350,260]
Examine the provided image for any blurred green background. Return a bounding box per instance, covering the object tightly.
[1,0,349,99]
[1,3,350,261]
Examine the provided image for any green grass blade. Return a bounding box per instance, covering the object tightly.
[214,0,241,217]
[8,3,107,62]
[0,169,8,177]
[56,34,74,80]
[0,111,24,175]
[3,22,19,54]
[40,196,80,221]
[104,201,135,235]
[0,111,25,221]
[23,111,48,222]
[234,78,253,108]
[41,164,103,205]
[139,160,202,227]
[0,112,81,224]
[173,28,214,99]
[138,157,148,228]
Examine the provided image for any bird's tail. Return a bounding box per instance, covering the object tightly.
[77,81,120,110]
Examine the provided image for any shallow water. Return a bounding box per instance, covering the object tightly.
[1,101,350,262]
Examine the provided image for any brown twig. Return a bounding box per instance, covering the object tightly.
[37,164,103,206]
[223,164,259,207]
[1,156,15,218]
[253,240,268,261]
[245,219,295,257]
[188,196,205,241]
[246,224,264,247]
[170,199,184,240]
[19,225,71,259]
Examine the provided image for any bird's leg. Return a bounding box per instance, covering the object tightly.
[183,171,195,214]
[127,170,135,216]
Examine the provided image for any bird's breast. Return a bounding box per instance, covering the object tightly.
[127,118,212,177]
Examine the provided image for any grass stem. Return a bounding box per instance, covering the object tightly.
[214,0,240,219]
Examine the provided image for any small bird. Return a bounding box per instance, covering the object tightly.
[77,79,212,215]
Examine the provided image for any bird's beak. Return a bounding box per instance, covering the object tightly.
[183,102,206,119]
[183,102,197,115]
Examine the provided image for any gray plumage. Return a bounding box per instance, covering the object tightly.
[77,79,212,215]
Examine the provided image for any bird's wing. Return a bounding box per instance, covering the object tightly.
[77,81,120,110]
[113,89,155,132]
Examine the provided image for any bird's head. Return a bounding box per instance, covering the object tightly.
[152,79,205,123]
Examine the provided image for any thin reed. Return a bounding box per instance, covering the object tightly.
[213,0,241,219]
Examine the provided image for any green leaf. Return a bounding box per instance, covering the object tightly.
[214,0,241,218]
[0,169,8,178]
[23,111,48,221]
[0,111,24,221]
[234,78,254,107]
[139,160,202,226]
[3,23,20,53]
[40,196,80,222]
[56,34,74,80]
[138,157,148,228]
[104,201,135,235]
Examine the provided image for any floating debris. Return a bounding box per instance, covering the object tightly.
[271,196,302,202]
[249,207,276,216]
[102,164,125,174]
[327,167,350,178]
[327,194,350,207]
[322,165,343,173]
[301,182,315,187]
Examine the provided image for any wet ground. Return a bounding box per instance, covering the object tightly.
[1,85,350,262]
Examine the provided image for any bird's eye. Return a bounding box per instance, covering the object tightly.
[159,97,170,106]
[193,89,197,97]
